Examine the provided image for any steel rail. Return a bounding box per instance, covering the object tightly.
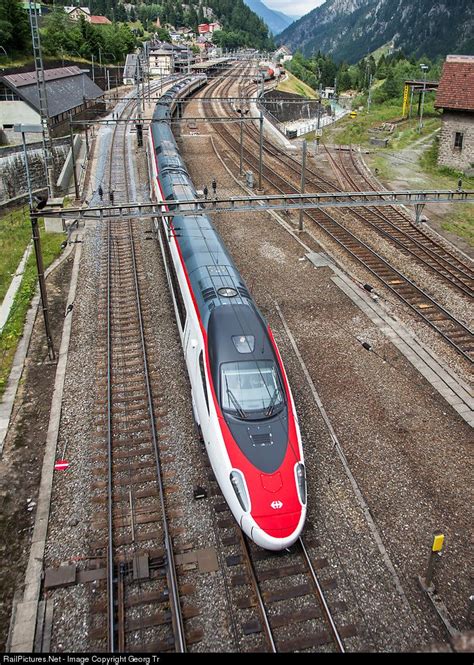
[224,78,474,297]
[106,79,188,652]
[104,87,141,653]
[299,538,345,652]
[106,216,115,652]
[332,146,474,286]
[128,219,187,652]
[201,80,474,362]
[239,534,277,652]
[323,147,474,298]
[226,97,474,299]
[241,118,473,288]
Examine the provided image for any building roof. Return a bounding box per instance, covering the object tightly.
[435,55,474,112]
[123,54,138,80]
[65,6,90,14]
[90,15,111,24]
[0,66,103,118]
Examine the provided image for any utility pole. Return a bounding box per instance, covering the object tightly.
[299,139,306,232]
[136,56,142,121]
[258,110,264,191]
[69,112,80,201]
[239,111,244,176]
[31,210,56,360]
[28,0,55,198]
[367,72,373,113]
[419,63,428,132]
[15,123,56,361]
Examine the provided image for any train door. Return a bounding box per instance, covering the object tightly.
[184,320,202,430]
[196,349,210,441]
[184,321,210,438]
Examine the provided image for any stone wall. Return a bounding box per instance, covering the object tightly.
[437,110,474,172]
[0,139,69,203]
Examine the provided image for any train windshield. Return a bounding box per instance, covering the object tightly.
[221,360,284,419]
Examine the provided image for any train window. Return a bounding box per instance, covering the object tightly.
[221,361,284,419]
[199,351,209,414]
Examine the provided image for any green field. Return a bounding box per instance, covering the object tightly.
[0,207,64,397]
[0,206,32,303]
[276,72,318,99]
[322,98,441,147]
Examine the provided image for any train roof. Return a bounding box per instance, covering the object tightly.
[173,213,255,329]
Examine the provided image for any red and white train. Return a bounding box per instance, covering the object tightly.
[147,77,307,550]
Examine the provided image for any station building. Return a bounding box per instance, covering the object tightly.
[435,55,474,173]
[0,66,104,143]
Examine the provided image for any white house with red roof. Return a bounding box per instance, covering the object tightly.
[64,6,111,25]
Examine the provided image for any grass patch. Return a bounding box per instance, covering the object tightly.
[322,98,441,148]
[276,72,318,99]
[0,223,64,398]
[440,207,474,247]
[389,117,441,150]
[0,207,32,303]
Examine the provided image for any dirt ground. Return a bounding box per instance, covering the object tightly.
[363,133,473,259]
[0,251,74,651]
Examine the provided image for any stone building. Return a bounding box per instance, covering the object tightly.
[148,46,174,76]
[434,55,474,173]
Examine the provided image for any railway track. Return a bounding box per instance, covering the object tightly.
[205,467,355,652]
[90,88,188,652]
[232,88,474,301]
[180,68,358,653]
[196,68,473,364]
[326,145,474,299]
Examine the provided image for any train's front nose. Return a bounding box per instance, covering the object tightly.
[250,509,305,550]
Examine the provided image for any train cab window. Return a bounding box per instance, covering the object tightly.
[199,351,209,414]
[221,361,284,419]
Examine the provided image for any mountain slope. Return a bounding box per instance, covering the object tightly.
[243,0,294,34]
[277,0,474,63]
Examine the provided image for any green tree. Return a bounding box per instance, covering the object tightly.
[0,0,30,54]
[381,68,400,100]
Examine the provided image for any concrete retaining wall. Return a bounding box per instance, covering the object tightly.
[56,135,82,194]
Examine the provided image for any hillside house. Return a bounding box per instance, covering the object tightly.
[64,6,111,24]
[434,54,474,172]
[198,22,221,35]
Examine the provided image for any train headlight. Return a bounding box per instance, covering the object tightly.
[295,463,306,505]
[230,470,250,512]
